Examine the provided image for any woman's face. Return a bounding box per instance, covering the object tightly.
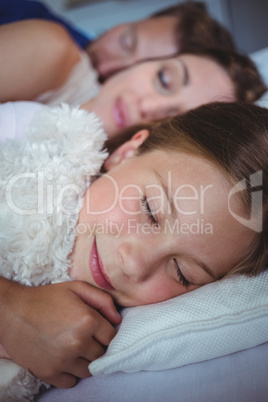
[70,149,254,307]
[83,54,235,138]
[87,17,178,80]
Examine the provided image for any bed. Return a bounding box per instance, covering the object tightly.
[36,270,268,402]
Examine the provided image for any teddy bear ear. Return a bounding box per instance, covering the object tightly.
[0,358,43,400]
[104,129,149,171]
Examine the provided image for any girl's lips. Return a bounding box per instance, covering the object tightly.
[89,238,114,291]
[113,97,130,129]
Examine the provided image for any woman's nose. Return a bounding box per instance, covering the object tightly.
[138,96,161,121]
[118,240,154,283]
[138,96,179,121]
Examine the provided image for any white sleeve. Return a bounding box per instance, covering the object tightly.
[0,101,45,143]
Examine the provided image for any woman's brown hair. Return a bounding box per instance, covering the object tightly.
[152,2,266,103]
[182,47,267,103]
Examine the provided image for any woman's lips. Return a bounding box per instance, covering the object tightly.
[89,238,114,291]
[113,97,130,129]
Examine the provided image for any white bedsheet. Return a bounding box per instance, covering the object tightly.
[37,342,268,402]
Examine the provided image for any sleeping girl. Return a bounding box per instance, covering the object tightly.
[0,102,267,400]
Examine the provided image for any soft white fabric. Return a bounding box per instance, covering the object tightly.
[0,101,44,142]
[0,104,107,400]
[89,271,268,375]
[35,51,100,107]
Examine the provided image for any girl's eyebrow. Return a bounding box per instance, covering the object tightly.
[153,168,217,281]
[153,169,176,219]
[189,255,218,280]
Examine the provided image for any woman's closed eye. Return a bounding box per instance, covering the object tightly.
[156,64,180,96]
[140,196,159,227]
[157,68,170,91]
[173,259,190,288]
[154,58,190,98]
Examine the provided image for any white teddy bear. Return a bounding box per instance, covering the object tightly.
[0,104,107,401]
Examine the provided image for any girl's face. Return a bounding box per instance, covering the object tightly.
[70,148,254,307]
[82,54,235,138]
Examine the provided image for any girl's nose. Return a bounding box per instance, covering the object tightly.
[118,240,154,283]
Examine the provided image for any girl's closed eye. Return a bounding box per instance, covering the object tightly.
[140,196,159,227]
[173,259,190,288]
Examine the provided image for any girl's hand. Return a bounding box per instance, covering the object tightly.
[0,278,121,388]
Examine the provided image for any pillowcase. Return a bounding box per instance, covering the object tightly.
[89,271,268,375]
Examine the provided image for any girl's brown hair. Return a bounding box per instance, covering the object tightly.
[138,102,268,277]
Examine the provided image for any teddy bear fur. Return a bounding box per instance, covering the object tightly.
[0,104,107,401]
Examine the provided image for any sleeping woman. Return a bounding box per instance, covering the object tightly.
[0,43,266,144]
[0,102,267,400]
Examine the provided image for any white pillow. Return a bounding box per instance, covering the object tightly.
[89,271,268,375]
[251,47,268,86]
[251,47,268,108]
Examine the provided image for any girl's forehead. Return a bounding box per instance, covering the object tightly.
[129,149,226,188]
